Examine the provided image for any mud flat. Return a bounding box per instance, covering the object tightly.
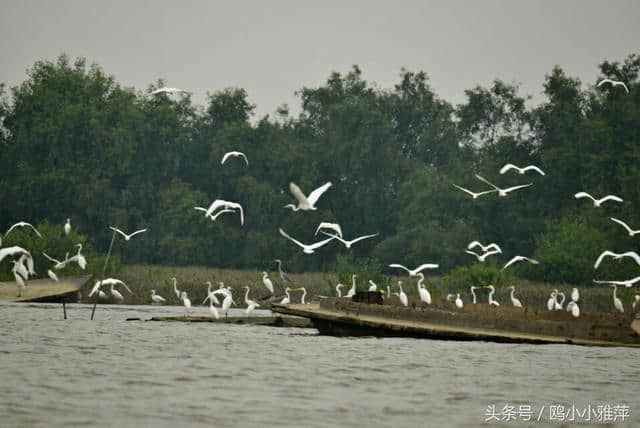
[126,314,312,328]
[0,275,91,303]
[271,299,640,347]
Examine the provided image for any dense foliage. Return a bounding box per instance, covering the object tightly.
[1,54,639,285]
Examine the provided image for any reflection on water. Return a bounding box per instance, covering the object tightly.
[0,302,638,427]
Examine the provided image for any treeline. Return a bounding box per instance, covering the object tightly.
[1,53,639,285]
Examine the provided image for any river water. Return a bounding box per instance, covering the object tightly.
[0,302,638,427]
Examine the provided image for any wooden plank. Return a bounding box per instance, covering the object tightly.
[0,275,91,303]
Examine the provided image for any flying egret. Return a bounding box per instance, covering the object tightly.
[181,291,191,317]
[98,290,108,300]
[5,221,42,238]
[465,249,501,262]
[274,259,293,285]
[285,181,332,211]
[315,222,343,238]
[279,228,335,254]
[452,184,497,199]
[109,227,148,241]
[346,275,357,298]
[547,291,557,311]
[499,164,545,176]
[455,294,463,309]
[608,284,624,313]
[475,174,533,197]
[467,241,502,253]
[507,286,522,308]
[280,287,291,304]
[470,286,477,304]
[388,263,439,276]
[502,256,539,271]
[243,286,260,315]
[320,232,379,249]
[150,87,192,95]
[610,217,640,237]
[64,218,71,236]
[204,200,244,225]
[221,151,249,166]
[417,274,431,305]
[194,206,236,221]
[368,280,377,292]
[47,269,59,282]
[554,292,565,310]
[335,283,345,297]
[597,78,629,93]
[262,272,274,294]
[574,192,623,207]
[151,289,166,304]
[89,278,129,298]
[43,252,68,270]
[484,285,500,306]
[593,276,640,287]
[594,250,640,269]
[202,281,220,306]
[0,246,31,264]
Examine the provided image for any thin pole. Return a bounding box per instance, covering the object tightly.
[90,230,117,320]
[63,302,67,320]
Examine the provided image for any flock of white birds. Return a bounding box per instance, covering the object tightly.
[2,81,639,320]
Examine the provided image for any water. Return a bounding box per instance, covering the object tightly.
[0,302,638,427]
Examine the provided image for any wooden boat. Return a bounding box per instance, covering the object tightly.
[271,298,640,348]
[0,275,91,303]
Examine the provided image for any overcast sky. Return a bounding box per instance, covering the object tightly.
[1,0,639,118]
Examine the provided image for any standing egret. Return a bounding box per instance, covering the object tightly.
[571,288,579,303]
[280,287,291,304]
[484,285,500,306]
[243,286,260,315]
[574,192,623,207]
[335,283,345,297]
[455,294,463,309]
[320,232,379,249]
[181,291,191,317]
[470,286,478,304]
[386,285,391,299]
[279,228,335,254]
[208,299,220,320]
[547,291,557,311]
[346,275,357,298]
[172,278,181,300]
[501,256,539,271]
[475,174,533,197]
[368,280,378,292]
[274,259,293,285]
[262,272,274,294]
[632,295,640,311]
[499,164,545,176]
[452,184,497,199]
[388,263,439,277]
[554,292,565,310]
[597,78,629,93]
[151,290,166,304]
[5,222,42,238]
[610,217,640,237]
[417,274,431,305]
[109,227,148,241]
[397,281,408,307]
[609,284,624,313]
[12,259,29,281]
[110,284,124,302]
[202,281,220,306]
[12,262,26,297]
[47,269,59,282]
[64,218,71,236]
[566,301,580,318]
[294,287,307,304]
[221,151,249,166]
[285,181,332,211]
[507,286,522,308]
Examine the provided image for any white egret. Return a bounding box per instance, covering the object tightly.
[610,217,640,237]
[5,221,42,238]
[566,301,580,318]
[243,286,260,315]
[150,87,192,95]
[475,174,533,197]
[388,263,439,276]
[17,253,35,277]
[632,295,640,311]
[13,258,29,280]
[221,151,249,166]
[484,285,500,306]
[203,200,244,225]
[110,284,124,302]
[547,291,557,311]
[274,259,293,285]
[368,280,377,292]
[467,241,502,253]
[98,290,108,300]
[499,164,545,176]
[315,222,343,238]
[0,246,31,264]
[335,283,345,297]
[470,286,478,304]
[89,278,131,297]
[417,274,431,305]
[609,284,624,313]
[64,244,87,270]
[574,192,623,207]
[280,287,291,304]
[151,289,166,304]
[181,291,191,317]
[455,294,463,309]
[501,256,539,271]
[11,262,26,297]
[386,285,391,298]
[202,281,220,306]
[594,250,640,269]
[194,206,236,221]
[47,269,59,282]
[597,78,629,93]
[554,292,565,310]
[507,286,522,308]
[320,232,379,249]
[279,228,335,254]
[109,227,148,241]
[208,299,220,319]
[452,184,497,199]
[172,277,181,299]
[64,218,71,236]
[43,252,68,270]
[593,276,640,287]
[571,288,579,303]
[346,275,357,298]
[262,272,274,294]
[294,287,307,304]
[397,281,408,307]
[465,249,501,262]
[285,181,332,211]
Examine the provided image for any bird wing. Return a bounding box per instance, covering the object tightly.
[289,182,310,207]
[467,240,481,250]
[499,164,518,174]
[619,82,630,93]
[474,174,499,190]
[211,208,235,220]
[413,263,439,273]
[485,243,502,253]
[388,264,411,274]
[596,79,612,87]
[117,280,133,294]
[465,250,481,258]
[89,281,102,297]
[306,182,332,206]
[0,246,28,263]
[194,206,208,213]
[42,251,61,264]
[523,257,539,264]
[611,217,633,234]
[599,195,623,204]
[621,251,640,266]
[221,152,232,164]
[453,184,475,196]
[308,236,337,250]
[503,183,533,193]
[594,250,617,269]
[233,203,245,225]
[129,229,148,238]
[315,222,342,237]
[522,165,545,176]
[109,227,127,239]
[501,256,523,271]
[5,222,23,236]
[279,228,307,249]
[205,200,227,217]
[574,192,594,201]
[347,233,379,245]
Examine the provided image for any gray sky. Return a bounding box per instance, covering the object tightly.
[1,0,639,118]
